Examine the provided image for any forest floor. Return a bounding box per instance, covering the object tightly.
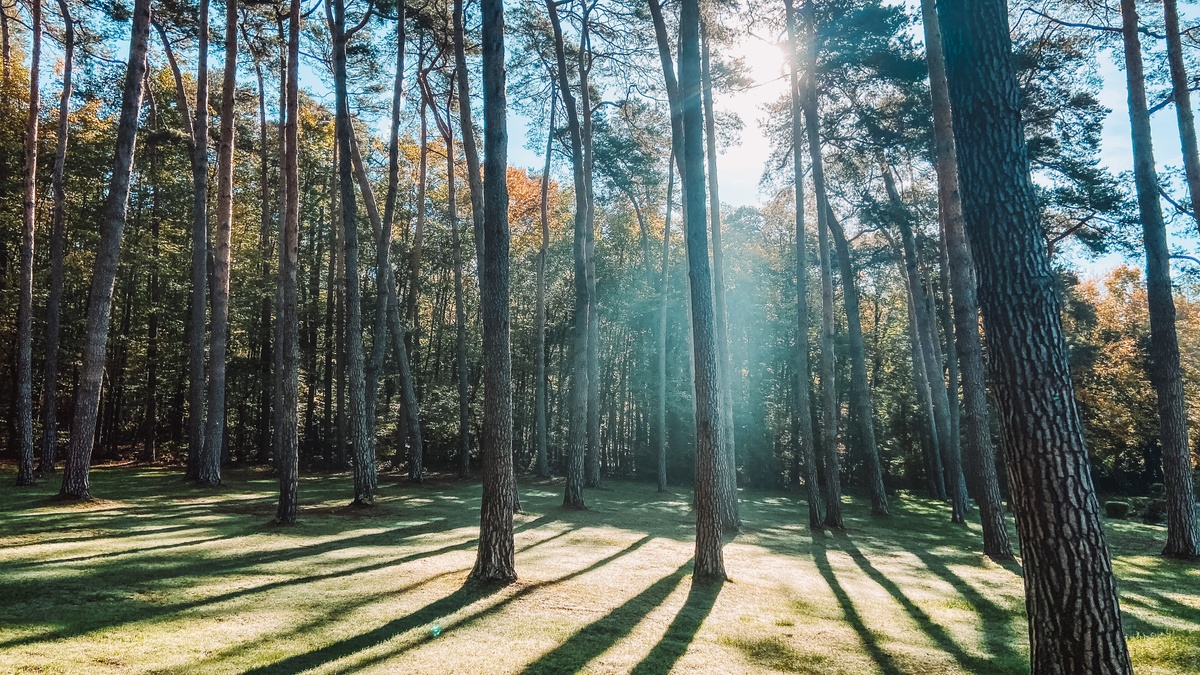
[0,466,1197,674]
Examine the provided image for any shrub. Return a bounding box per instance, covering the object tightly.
[1128,496,1149,515]
[1149,482,1167,499]
[1144,499,1167,524]
[1105,501,1131,519]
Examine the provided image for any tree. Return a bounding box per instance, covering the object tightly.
[1162,0,1200,241]
[938,0,1133,670]
[60,0,153,499]
[470,0,517,583]
[276,0,301,524]
[1117,0,1198,560]
[15,0,42,486]
[535,87,556,479]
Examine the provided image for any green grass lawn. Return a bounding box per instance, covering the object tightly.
[1,467,1197,674]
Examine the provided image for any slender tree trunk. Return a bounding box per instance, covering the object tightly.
[1163,0,1200,240]
[1120,0,1199,560]
[185,0,211,481]
[826,208,888,515]
[448,131,471,480]
[252,55,273,466]
[470,0,517,582]
[657,158,674,493]
[548,0,590,509]
[453,0,484,269]
[60,0,152,499]
[680,0,726,582]
[407,94,428,355]
[39,0,74,476]
[701,22,740,530]
[143,85,161,464]
[939,2,1133,670]
[202,0,239,485]
[784,0,823,530]
[15,0,42,486]
[276,0,301,523]
[535,90,555,479]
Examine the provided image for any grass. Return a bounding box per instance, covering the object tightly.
[0,467,1197,674]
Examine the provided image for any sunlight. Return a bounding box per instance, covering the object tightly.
[734,36,789,89]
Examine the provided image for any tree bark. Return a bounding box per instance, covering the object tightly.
[939,1,1133,670]
[1163,0,1200,241]
[39,0,74,476]
[470,0,517,582]
[15,0,42,486]
[276,0,301,524]
[657,157,674,493]
[1119,0,1199,560]
[453,0,484,269]
[680,0,726,582]
[184,0,210,482]
[783,0,823,530]
[536,89,555,479]
[60,0,152,499]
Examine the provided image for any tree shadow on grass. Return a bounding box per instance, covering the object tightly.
[627,576,723,675]
[811,535,903,675]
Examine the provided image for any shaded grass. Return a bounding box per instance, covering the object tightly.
[0,467,1197,674]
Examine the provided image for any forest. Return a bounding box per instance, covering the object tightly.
[0,0,1198,671]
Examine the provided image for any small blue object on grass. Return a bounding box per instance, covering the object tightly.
[429,624,443,637]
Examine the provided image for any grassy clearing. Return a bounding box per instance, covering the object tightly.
[0,467,1197,674]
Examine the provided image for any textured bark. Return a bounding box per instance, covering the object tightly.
[276,0,301,524]
[15,0,42,486]
[680,0,726,582]
[330,0,375,503]
[535,90,555,479]
[470,0,517,582]
[1163,0,1200,241]
[939,1,1133,670]
[143,83,161,463]
[202,0,239,486]
[250,52,272,466]
[580,2,601,491]
[39,0,74,476]
[657,158,674,493]
[1119,0,1199,560]
[701,22,739,531]
[801,0,842,530]
[784,0,823,530]
[826,208,888,516]
[60,0,151,499]
[186,0,210,481]
[452,0,483,269]
[548,0,589,509]
[920,0,1011,558]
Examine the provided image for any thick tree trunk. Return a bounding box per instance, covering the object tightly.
[535,91,555,479]
[701,22,740,531]
[826,208,888,516]
[548,0,590,509]
[784,0,823,530]
[276,0,301,523]
[39,0,74,476]
[14,0,42,486]
[60,0,152,499]
[657,158,674,493]
[919,0,1013,554]
[470,0,517,582]
[680,0,726,582]
[202,0,239,486]
[939,1,1133,670]
[1119,0,1199,560]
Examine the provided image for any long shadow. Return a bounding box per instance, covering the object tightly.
[832,531,996,674]
[811,535,902,675]
[628,577,723,675]
[8,534,232,569]
[910,549,1025,667]
[521,559,692,674]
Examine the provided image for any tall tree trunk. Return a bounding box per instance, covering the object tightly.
[801,0,842,530]
[39,0,75,476]
[939,1,1133,670]
[185,0,211,481]
[448,124,472,481]
[579,2,601,491]
[330,0,375,504]
[276,0,301,523]
[547,0,590,509]
[918,0,1012,551]
[470,0,517,582]
[701,21,739,530]
[453,0,484,269]
[1163,0,1200,240]
[252,54,273,466]
[657,157,674,493]
[680,0,726,582]
[826,207,888,515]
[1120,0,1199,560]
[15,0,42,486]
[407,93,428,360]
[535,89,555,479]
[783,0,823,530]
[143,83,161,464]
[202,0,239,485]
[60,0,152,499]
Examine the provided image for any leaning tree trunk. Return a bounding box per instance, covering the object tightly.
[919,0,1011,557]
[203,0,239,486]
[784,0,823,530]
[826,208,888,516]
[657,157,674,493]
[15,0,42,486]
[939,0,1134,670]
[39,0,74,477]
[1120,0,1199,560]
[701,22,739,531]
[547,0,590,509]
[801,0,843,530]
[680,0,726,582]
[535,89,556,479]
[469,0,517,582]
[276,0,301,524]
[60,0,152,499]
